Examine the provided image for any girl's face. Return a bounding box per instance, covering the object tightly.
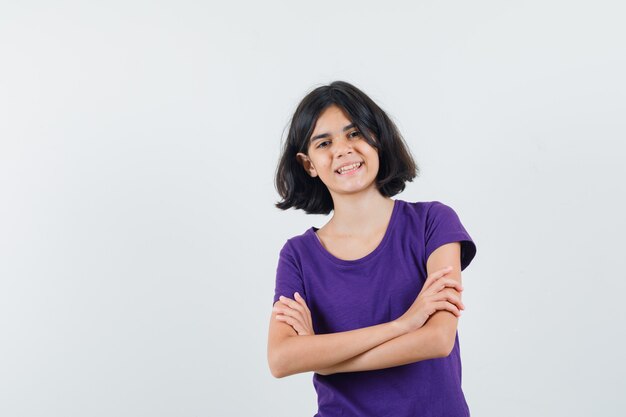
[296,105,380,197]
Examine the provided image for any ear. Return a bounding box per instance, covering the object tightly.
[296,152,318,177]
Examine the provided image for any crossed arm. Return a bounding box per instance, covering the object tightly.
[267,242,463,378]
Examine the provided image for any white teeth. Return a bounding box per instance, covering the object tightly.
[337,162,362,174]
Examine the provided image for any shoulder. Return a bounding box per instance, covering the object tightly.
[277,227,315,260]
[425,200,461,220]
[396,199,456,221]
[282,227,312,248]
[415,200,476,270]
[397,198,451,209]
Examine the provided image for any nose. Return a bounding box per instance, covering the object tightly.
[333,136,354,158]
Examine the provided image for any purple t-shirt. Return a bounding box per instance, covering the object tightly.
[273,199,477,417]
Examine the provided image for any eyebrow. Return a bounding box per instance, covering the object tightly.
[309,123,356,144]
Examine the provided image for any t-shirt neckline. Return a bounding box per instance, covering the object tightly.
[308,199,402,266]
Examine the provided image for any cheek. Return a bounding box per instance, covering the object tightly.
[316,161,334,176]
[367,157,381,175]
[366,150,380,167]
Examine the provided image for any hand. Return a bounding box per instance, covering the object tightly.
[393,266,465,333]
[273,292,315,336]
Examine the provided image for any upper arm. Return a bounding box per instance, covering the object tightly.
[268,241,306,377]
[424,242,463,357]
[267,300,298,378]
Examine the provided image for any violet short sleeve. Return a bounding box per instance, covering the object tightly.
[424,201,477,271]
[273,240,307,306]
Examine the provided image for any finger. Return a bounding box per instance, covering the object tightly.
[277,314,310,335]
[276,303,305,323]
[446,278,464,292]
[438,287,465,310]
[294,292,313,328]
[275,314,304,334]
[427,277,462,294]
[435,289,465,310]
[273,300,290,310]
[279,295,305,313]
[279,298,306,320]
[426,266,453,282]
[423,266,454,291]
[272,301,289,315]
[294,292,310,309]
[435,301,462,317]
[424,276,460,297]
[294,293,312,322]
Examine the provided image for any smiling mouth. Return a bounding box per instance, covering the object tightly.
[335,162,363,175]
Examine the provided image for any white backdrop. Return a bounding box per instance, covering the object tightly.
[1,1,624,416]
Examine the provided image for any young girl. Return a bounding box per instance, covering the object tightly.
[267,81,477,417]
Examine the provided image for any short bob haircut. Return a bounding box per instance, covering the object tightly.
[275,80,419,215]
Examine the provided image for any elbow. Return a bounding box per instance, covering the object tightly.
[268,353,284,378]
[269,365,286,379]
[269,363,287,379]
[434,329,455,358]
[268,349,290,379]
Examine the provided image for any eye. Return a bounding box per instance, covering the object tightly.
[349,130,361,138]
[317,140,330,149]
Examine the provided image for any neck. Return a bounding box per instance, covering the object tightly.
[326,188,395,237]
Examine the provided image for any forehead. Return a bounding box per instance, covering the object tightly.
[312,105,353,133]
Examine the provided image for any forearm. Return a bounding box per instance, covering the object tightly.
[272,321,407,377]
[315,321,445,375]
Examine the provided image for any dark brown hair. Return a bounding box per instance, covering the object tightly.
[274,81,419,215]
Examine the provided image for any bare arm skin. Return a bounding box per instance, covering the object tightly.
[312,322,445,375]
[423,242,464,356]
[314,242,464,375]
[267,307,409,378]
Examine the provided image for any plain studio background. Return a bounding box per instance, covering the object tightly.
[0,1,624,416]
